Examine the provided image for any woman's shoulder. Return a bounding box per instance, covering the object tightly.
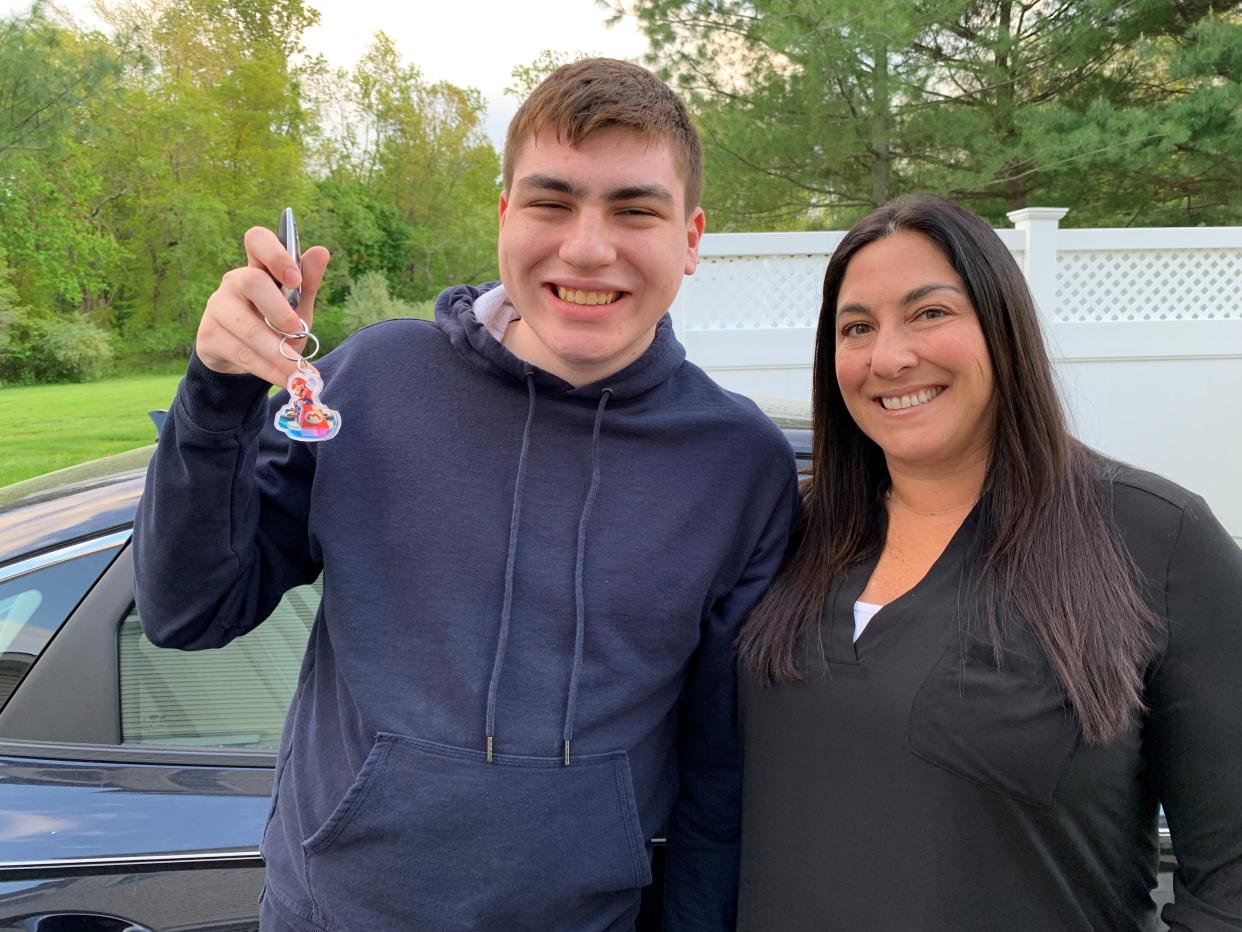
[1094,457,1237,589]
[1097,460,1202,517]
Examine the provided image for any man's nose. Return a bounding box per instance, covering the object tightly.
[559,212,617,268]
[869,325,918,379]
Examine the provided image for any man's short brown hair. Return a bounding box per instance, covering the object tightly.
[502,58,704,212]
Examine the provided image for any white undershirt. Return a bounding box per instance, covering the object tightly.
[852,600,884,642]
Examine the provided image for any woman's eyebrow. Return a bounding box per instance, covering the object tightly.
[901,283,965,304]
[836,283,965,319]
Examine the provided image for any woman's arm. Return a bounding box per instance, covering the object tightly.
[1145,495,1242,930]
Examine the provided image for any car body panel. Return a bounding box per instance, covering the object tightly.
[0,451,150,569]
[0,756,271,866]
[0,867,265,932]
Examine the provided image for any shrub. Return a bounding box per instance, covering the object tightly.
[343,270,404,334]
[23,316,115,383]
[310,301,350,355]
[409,299,436,321]
[116,323,195,362]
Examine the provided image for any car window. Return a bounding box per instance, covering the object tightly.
[0,547,121,708]
[118,580,319,748]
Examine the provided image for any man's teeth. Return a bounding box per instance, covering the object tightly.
[881,387,943,411]
[557,286,620,306]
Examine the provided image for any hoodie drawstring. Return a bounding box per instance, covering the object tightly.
[484,381,613,767]
[485,373,537,763]
[562,389,611,765]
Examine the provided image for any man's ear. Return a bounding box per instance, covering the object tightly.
[684,207,706,276]
[498,190,510,228]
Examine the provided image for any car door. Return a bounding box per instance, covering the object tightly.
[0,535,317,932]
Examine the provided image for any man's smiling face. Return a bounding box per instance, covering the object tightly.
[497,126,705,387]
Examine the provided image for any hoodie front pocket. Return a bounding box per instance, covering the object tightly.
[302,733,651,931]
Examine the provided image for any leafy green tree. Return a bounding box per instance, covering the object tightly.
[1030,7,1242,224]
[620,0,1242,227]
[0,3,509,380]
[506,49,598,99]
[92,0,321,358]
[0,6,131,377]
[0,2,126,158]
[310,33,500,305]
[0,248,28,368]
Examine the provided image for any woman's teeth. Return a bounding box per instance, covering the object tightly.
[557,286,620,306]
[880,387,943,410]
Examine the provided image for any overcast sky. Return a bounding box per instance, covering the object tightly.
[8,0,652,146]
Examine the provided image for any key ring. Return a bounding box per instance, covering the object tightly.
[277,330,320,366]
[262,315,308,340]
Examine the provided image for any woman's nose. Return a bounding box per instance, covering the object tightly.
[869,325,918,378]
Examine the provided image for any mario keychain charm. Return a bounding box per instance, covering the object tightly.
[274,359,342,442]
[268,207,342,443]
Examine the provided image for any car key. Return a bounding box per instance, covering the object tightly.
[266,208,342,442]
[277,206,301,310]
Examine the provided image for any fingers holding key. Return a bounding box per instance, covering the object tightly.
[295,245,331,324]
[197,233,331,387]
[198,269,300,386]
[244,226,307,336]
[196,310,291,387]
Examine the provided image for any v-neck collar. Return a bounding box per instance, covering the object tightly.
[820,505,981,665]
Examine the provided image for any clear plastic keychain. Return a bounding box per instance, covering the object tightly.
[266,207,341,443]
[268,318,342,443]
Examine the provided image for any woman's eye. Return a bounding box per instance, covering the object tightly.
[919,306,949,321]
[841,322,870,338]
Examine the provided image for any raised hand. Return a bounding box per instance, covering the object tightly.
[196,225,330,387]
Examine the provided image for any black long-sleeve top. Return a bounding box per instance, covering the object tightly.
[739,466,1242,931]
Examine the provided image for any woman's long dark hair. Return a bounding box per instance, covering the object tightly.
[737,195,1160,745]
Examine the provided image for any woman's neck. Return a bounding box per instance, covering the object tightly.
[884,452,989,517]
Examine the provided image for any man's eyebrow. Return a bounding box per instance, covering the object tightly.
[835,283,965,319]
[606,184,675,205]
[515,175,676,207]
[515,173,587,198]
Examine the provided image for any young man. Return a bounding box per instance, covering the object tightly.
[134,59,797,931]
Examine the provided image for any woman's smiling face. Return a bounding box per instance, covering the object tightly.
[833,230,996,474]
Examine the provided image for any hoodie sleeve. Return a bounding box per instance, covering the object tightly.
[1146,495,1242,931]
[132,352,321,650]
[662,459,799,931]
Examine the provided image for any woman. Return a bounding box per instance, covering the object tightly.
[737,195,1242,930]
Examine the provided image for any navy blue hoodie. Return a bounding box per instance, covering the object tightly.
[134,284,797,932]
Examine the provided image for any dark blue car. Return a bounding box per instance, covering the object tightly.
[0,427,1173,930]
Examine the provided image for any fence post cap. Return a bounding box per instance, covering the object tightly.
[1007,207,1069,225]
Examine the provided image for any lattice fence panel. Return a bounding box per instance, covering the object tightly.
[678,254,826,330]
[1055,249,1242,322]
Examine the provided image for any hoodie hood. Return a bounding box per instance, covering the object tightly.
[435,282,687,402]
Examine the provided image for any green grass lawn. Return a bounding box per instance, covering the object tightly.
[0,372,186,487]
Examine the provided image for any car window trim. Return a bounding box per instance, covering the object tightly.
[0,848,265,878]
[0,529,132,584]
[0,737,278,767]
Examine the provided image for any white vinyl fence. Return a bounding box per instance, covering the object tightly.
[670,209,1242,540]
